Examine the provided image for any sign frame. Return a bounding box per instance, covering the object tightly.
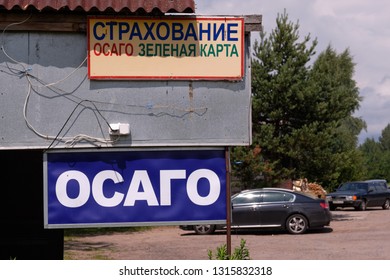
[87,16,245,80]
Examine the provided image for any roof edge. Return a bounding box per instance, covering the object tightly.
[0,0,195,14]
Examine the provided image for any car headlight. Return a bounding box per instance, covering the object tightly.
[326,196,332,201]
[345,195,357,201]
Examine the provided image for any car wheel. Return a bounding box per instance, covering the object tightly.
[286,214,308,234]
[382,199,390,210]
[194,225,215,235]
[357,200,367,211]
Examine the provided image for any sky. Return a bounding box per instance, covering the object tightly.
[195,0,390,144]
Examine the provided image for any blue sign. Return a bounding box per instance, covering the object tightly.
[44,149,227,228]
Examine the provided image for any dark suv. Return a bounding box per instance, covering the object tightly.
[326,180,390,211]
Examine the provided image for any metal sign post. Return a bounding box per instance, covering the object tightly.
[225,147,232,256]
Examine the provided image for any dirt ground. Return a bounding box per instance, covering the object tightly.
[64,208,390,260]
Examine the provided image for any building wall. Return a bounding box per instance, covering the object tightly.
[0,13,259,259]
[0,31,252,150]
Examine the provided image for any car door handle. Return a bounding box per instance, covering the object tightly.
[283,204,289,208]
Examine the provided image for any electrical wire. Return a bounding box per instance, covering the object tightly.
[1,14,32,75]
[26,85,120,150]
[1,15,117,148]
[1,16,209,149]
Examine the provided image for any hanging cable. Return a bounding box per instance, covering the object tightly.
[2,16,209,149]
[1,14,32,75]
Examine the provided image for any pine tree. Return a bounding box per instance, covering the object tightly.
[232,11,365,189]
[250,10,317,184]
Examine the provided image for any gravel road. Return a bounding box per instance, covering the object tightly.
[65,208,390,260]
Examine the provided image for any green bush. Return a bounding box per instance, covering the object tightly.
[208,238,250,260]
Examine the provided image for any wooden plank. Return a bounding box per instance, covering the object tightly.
[244,15,263,33]
[0,13,87,32]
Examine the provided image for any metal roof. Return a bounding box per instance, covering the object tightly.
[0,0,195,14]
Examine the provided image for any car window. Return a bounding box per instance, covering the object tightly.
[339,183,367,192]
[357,184,368,191]
[376,183,387,191]
[232,192,262,204]
[262,192,294,203]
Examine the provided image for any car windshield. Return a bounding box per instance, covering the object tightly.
[338,182,368,192]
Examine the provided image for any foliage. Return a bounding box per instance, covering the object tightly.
[359,138,383,178]
[208,238,250,260]
[359,124,390,182]
[379,124,390,151]
[250,10,317,184]
[231,145,276,189]
[304,48,366,189]
[232,10,365,190]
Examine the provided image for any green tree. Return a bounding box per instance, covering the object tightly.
[379,124,390,150]
[249,11,317,186]
[379,124,390,181]
[307,48,366,188]
[234,11,365,190]
[309,47,361,123]
[231,145,278,189]
[360,138,383,179]
[360,124,390,182]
